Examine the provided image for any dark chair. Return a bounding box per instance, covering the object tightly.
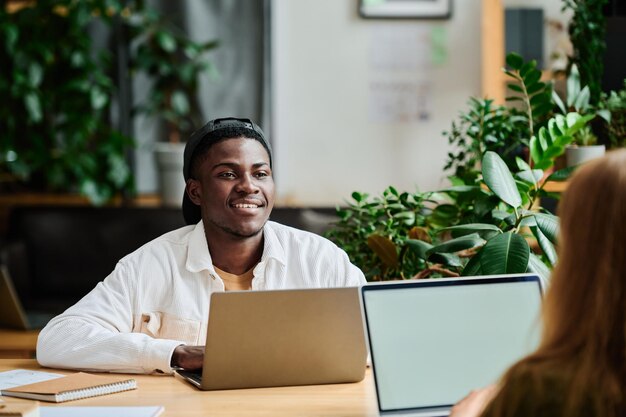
[0,205,338,315]
[1,206,186,314]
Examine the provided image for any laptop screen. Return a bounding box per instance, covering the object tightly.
[361,275,542,412]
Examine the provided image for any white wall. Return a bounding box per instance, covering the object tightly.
[271,0,482,206]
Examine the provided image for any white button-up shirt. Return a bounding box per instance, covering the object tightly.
[36,221,366,374]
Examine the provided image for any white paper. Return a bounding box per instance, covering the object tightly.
[368,80,432,123]
[0,369,64,390]
[41,406,164,417]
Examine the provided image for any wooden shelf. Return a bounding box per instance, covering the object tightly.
[543,181,568,193]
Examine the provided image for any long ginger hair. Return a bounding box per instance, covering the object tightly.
[484,150,626,417]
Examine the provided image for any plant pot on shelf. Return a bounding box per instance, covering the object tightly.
[565,145,606,167]
[154,142,186,207]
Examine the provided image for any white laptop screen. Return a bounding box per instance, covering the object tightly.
[362,275,542,412]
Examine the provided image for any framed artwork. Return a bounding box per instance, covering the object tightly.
[359,0,452,19]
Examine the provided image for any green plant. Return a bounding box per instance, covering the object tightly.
[563,0,608,105]
[553,64,610,146]
[599,80,626,148]
[443,98,528,184]
[327,148,573,283]
[444,53,555,183]
[128,6,218,143]
[432,151,569,282]
[503,52,554,142]
[421,113,593,283]
[503,54,594,169]
[0,0,134,204]
[325,187,447,281]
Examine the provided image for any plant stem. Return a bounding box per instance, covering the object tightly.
[518,73,534,166]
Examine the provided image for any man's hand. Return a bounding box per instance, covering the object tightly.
[171,345,204,370]
[449,385,498,417]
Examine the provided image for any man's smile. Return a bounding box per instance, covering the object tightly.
[229,198,265,212]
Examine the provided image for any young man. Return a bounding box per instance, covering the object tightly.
[37,118,365,374]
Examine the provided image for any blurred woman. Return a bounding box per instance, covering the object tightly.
[451,149,626,417]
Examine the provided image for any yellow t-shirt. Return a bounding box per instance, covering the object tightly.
[213,265,255,291]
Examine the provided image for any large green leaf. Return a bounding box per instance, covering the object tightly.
[427,233,486,255]
[573,86,591,111]
[405,239,433,260]
[516,169,544,185]
[461,253,482,276]
[531,226,557,266]
[530,112,593,170]
[393,211,416,226]
[527,253,551,286]
[437,185,482,193]
[480,232,530,275]
[482,151,522,208]
[567,64,581,107]
[546,166,577,182]
[533,213,559,244]
[429,253,463,268]
[552,90,567,113]
[441,223,501,239]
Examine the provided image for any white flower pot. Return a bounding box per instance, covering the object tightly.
[565,145,606,167]
[154,142,186,207]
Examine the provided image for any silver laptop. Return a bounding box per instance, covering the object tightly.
[361,274,543,417]
[176,286,367,390]
[0,265,54,330]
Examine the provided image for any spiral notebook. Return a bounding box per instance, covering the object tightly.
[1,372,137,403]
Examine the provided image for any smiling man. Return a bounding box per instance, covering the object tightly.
[36,118,365,374]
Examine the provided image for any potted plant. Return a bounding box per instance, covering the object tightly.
[0,0,134,205]
[599,80,626,149]
[327,54,595,283]
[128,6,218,206]
[325,187,441,281]
[553,64,609,166]
[562,0,607,106]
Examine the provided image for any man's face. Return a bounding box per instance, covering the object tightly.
[186,137,275,239]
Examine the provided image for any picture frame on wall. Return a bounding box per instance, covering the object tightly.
[359,0,452,19]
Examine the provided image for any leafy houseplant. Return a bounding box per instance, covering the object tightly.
[444,53,555,184]
[443,98,528,184]
[325,187,437,281]
[553,64,610,165]
[562,0,608,106]
[126,5,218,205]
[128,7,219,144]
[329,54,596,283]
[599,80,626,148]
[0,0,133,205]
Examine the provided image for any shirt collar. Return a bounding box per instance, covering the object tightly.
[185,220,287,273]
[186,221,214,273]
[260,222,287,266]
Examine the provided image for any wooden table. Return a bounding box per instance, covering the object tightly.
[0,360,379,416]
[0,330,39,359]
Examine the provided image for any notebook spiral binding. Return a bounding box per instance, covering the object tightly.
[57,380,137,402]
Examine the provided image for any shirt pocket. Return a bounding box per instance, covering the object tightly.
[134,312,202,345]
